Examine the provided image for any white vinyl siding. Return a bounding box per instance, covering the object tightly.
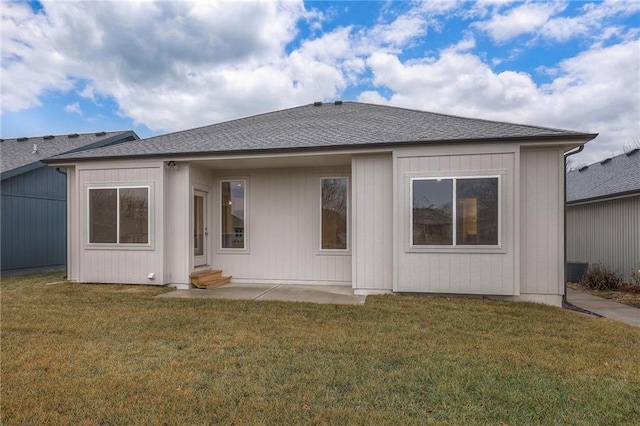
[352,155,393,291]
[75,162,164,285]
[214,167,352,285]
[395,147,517,295]
[519,149,564,295]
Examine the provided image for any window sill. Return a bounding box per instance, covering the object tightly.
[85,244,155,251]
[406,245,506,254]
[317,249,351,256]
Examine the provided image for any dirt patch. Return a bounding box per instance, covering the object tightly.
[568,282,640,308]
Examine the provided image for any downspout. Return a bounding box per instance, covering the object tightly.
[563,145,583,307]
[55,167,68,279]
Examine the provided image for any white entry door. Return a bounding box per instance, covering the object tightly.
[193,190,208,266]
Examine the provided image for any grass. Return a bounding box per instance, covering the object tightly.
[2,272,640,425]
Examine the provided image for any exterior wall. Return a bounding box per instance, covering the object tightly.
[567,195,640,277]
[394,145,519,295]
[164,163,191,285]
[352,154,393,293]
[212,167,352,285]
[72,161,165,284]
[519,149,565,296]
[1,166,66,273]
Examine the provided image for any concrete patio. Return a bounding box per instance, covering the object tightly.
[158,283,367,305]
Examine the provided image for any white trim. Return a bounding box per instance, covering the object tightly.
[85,184,153,249]
[318,176,350,254]
[409,174,503,252]
[218,178,248,253]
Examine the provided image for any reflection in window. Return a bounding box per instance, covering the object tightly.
[412,179,453,245]
[456,179,498,245]
[412,177,499,247]
[89,187,149,244]
[321,178,348,250]
[221,181,245,249]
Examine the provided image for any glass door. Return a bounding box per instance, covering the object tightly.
[194,190,207,266]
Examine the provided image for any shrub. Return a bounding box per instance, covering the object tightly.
[627,266,640,290]
[580,263,621,291]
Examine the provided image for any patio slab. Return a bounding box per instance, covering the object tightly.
[158,283,366,305]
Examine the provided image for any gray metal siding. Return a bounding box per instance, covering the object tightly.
[1,166,66,271]
[567,195,640,278]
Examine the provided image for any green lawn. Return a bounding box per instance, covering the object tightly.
[2,272,639,425]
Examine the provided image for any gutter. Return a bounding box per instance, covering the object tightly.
[563,145,584,309]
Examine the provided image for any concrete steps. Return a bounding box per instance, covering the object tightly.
[189,269,231,289]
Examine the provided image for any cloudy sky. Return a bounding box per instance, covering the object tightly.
[2,0,638,166]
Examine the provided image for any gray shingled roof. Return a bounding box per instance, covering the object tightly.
[566,149,640,203]
[47,102,595,163]
[1,131,138,176]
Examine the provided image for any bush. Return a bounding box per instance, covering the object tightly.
[627,266,640,290]
[580,263,621,291]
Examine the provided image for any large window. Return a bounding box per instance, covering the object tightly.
[89,187,149,244]
[321,177,348,250]
[221,180,245,249]
[412,177,499,247]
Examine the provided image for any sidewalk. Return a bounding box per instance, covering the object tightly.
[566,288,640,327]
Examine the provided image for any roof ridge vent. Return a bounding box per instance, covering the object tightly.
[334,100,343,105]
[68,133,79,138]
[600,158,611,165]
[625,148,639,156]
[17,137,29,142]
[43,135,55,140]
[313,101,323,107]
[578,165,589,172]
[95,131,107,136]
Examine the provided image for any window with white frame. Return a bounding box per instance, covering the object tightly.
[320,177,348,250]
[221,180,246,249]
[88,187,149,244]
[412,177,499,246]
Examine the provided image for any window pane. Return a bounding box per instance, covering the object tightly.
[194,194,204,256]
[321,178,347,250]
[89,189,117,243]
[119,188,149,244]
[413,179,453,245]
[221,181,245,249]
[456,178,498,245]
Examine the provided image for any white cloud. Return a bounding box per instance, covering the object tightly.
[361,39,640,164]
[475,1,566,42]
[64,102,82,116]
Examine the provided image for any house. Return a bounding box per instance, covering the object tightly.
[44,102,596,306]
[1,131,139,275]
[566,149,640,278]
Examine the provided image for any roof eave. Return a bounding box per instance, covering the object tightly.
[42,132,598,165]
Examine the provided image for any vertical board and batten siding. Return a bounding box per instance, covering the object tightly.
[394,146,518,295]
[164,164,191,285]
[519,149,565,295]
[75,162,164,284]
[213,167,352,285]
[567,195,640,277]
[352,154,393,291]
[1,166,67,272]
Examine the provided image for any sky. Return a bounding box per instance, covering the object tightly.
[1,0,639,166]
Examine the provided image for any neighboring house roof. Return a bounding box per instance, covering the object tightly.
[46,102,596,163]
[566,148,640,203]
[1,131,139,179]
